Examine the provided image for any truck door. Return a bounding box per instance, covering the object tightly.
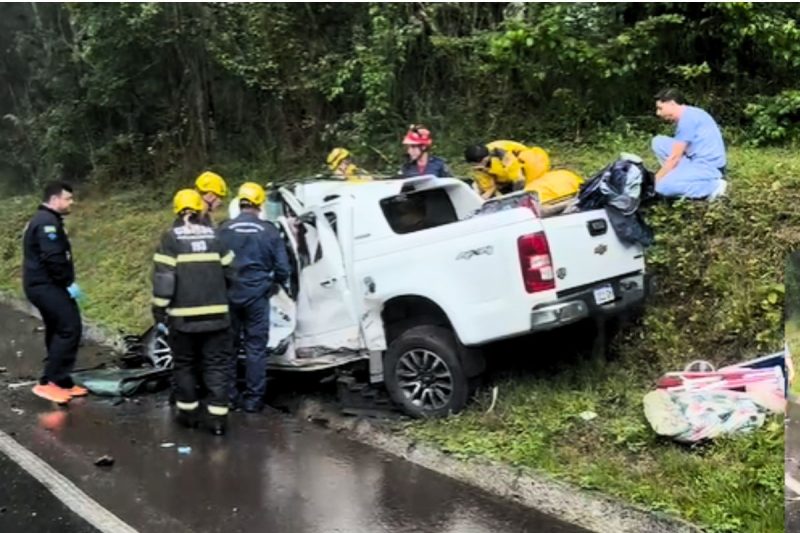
[292,203,365,353]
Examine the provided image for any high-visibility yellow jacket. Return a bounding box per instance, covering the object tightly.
[525,169,584,205]
[473,141,584,203]
[473,140,552,197]
[336,164,373,182]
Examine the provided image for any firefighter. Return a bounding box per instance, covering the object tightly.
[326,147,373,181]
[465,140,582,203]
[399,125,452,178]
[23,181,88,404]
[152,189,236,435]
[194,171,229,226]
[219,182,291,413]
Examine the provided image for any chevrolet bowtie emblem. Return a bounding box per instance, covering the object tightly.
[594,244,608,255]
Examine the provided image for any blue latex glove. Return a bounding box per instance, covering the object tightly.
[66,283,83,300]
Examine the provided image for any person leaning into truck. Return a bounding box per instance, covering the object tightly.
[23,181,89,404]
[152,189,236,436]
[464,140,583,204]
[326,147,373,182]
[219,182,291,413]
[652,88,727,200]
[399,125,452,178]
[194,171,229,226]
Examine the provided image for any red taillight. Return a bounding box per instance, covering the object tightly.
[517,232,555,293]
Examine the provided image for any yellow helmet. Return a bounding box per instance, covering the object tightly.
[195,171,228,197]
[173,189,204,214]
[326,147,351,171]
[237,182,266,207]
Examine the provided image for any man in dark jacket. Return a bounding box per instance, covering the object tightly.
[152,189,236,435]
[219,182,290,413]
[398,125,452,178]
[23,181,87,404]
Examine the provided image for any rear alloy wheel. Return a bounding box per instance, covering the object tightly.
[384,325,468,418]
[397,349,454,411]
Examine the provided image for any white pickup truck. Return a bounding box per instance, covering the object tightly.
[145,175,648,417]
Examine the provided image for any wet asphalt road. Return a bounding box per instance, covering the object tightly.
[0,304,589,533]
[0,452,96,533]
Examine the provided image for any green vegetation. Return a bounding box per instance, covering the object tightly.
[410,140,791,533]
[1,4,796,532]
[2,3,800,192]
[0,139,791,532]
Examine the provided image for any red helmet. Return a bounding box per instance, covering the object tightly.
[402,125,433,147]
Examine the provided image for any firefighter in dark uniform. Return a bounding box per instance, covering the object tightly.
[219,182,290,413]
[152,189,236,435]
[23,182,88,404]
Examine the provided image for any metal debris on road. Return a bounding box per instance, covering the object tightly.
[177,446,192,455]
[94,455,115,467]
[8,380,38,389]
[160,442,175,448]
[0,366,7,373]
[10,408,24,415]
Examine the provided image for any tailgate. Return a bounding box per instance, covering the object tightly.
[541,209,644,292]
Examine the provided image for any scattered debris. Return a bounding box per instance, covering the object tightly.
[160,442,175,448]
[644,351,786,443]
[485,386,499,414]
[10,408,24,415]
[15,351,22,358]
[8,380,38,389]
[177,446,192,455]
[94,455,115,467]
[0,367,7,373]
[579,411,598,422]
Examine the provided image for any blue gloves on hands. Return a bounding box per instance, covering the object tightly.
[66,283,83,300]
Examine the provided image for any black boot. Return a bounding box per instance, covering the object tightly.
[175,408,200,429]
[207,414,227,436]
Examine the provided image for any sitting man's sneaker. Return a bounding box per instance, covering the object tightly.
[708,179,728,201]
[32,383,71,404]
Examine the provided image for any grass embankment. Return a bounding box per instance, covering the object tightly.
[0,138,794,532]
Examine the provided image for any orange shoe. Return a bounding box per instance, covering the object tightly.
[32,383,71,404]
[64,385,88,397]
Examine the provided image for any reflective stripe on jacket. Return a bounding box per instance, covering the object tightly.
[152,220,235,333]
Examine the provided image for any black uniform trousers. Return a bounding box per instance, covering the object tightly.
[25,284,82,388]
[168,327,233,409]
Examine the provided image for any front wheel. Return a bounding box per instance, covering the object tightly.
[383,325,469,418]
[142,325,173,369]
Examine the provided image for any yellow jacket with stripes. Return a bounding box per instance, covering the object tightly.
[152,219,236,333]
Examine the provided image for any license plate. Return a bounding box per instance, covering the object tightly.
[593,285,615,305]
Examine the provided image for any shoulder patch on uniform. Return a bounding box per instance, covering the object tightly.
[43,225,57,233]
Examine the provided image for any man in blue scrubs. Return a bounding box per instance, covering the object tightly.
[651,89,728,200]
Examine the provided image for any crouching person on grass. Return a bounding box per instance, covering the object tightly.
[652,88,728,201]
[152,189,236,436]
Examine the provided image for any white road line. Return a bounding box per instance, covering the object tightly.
[0,429,138,533]
[787,472,800,497]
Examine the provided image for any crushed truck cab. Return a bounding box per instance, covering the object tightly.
[197,176,647,417]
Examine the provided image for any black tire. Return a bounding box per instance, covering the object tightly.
[383,325,469,418]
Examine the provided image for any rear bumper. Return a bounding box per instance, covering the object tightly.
[530,272,649,332]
